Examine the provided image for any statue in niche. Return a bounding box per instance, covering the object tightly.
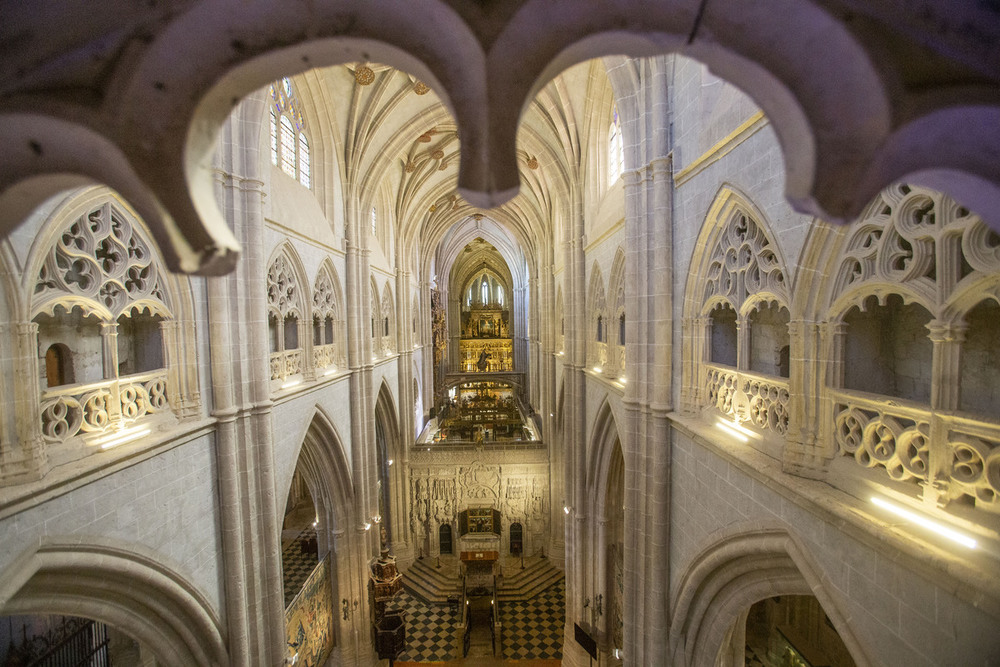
[477,350,491,372]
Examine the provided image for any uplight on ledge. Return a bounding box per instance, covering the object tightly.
[98,426,151,450]
[564,505,572,515]
[618,376,627,385]
[364,522,372,531]
[281,378,302,390]
[715,418,749,443]
[593,366,602,373]
[388,459,394,466]
[871,496,977,549]
[323,367,337,377]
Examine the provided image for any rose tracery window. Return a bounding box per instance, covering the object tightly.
[32,201,174,446]
[312,266,344,371]
[267,253,305,382]
[828,184,1000,511]
[686,201,791,438]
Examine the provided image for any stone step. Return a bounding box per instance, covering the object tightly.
[403,558,461,605]
[497,558,563,601]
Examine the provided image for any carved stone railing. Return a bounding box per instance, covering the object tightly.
[831,391,930,485]
[270,349,303,380]
[39,371,169,444]
[314,343,336,370]
[948,423,1000,512]
[831,390,1000,513]
[593,342,608,368]
[704,364,790,435]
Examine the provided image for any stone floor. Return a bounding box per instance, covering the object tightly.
[281,503,321,608]
[391,578,565,663]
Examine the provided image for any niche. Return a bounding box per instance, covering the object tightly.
[35,306,104,386]
[116,311,164,376]
[843,294,932,403]
[709,303,738,367]
[959,300,1000,416]
[748,302,790,377]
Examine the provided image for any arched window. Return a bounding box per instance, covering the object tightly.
[370,206,377,237]
[608,104,624,185]
[279,115,296,177]
[481,278,489,304]
[497,285,504,307]
[268,77,311,189]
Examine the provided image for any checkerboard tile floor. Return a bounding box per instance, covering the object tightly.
[392,589,460,662]
[391,578,566,662]
[500,578,565,661]
[281,526,319,608]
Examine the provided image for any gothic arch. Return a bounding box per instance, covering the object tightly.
[5,2,1000,277]
[375,380,404,549]
[266,241,311,384]
[679,186,792,430]
[287,407,355,537]
[312,257,347,368]
[607,247,626,375]
[587,397,623,505]
[586,397,627,655]
[285,408,358,651]
[24,186,201,448]
[587,261,608,368]
[669,526,872,667]
[380,279,396,355]
[0,539,226,667]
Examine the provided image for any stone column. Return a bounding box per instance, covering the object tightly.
[783,318,828,479]
[100,322,122,423]
[926,320,966,506]
[3,322,47,481]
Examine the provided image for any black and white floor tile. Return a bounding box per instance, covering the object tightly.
[392,589,461,662]
[390,578,566,662]
[281,526,319,608]
[500,579,565,661]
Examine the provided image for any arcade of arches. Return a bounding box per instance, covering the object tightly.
[2,4,1000,666]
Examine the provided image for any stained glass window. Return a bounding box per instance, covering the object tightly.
[298,132,310,189]
[280,116,296,177]
[608,105,624,185]
[269,109,278,166]
[370,207,377,237]
[269,77,312,189]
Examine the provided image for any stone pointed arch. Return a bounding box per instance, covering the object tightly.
[0,539,226,667]
[369,275,382,351]
[587,396,624,516]
[25,186,201,453]
[266,241,310,383]
[680,186,792,434]
[311,257,346,369]
[374,379,404,551]
[283,407,357,654]
[587,261,608,369]
[380,279,396,355]
[607,246,626,376]
[288,406,356,535]
[669,526,872,667]
[586,396,627,654]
